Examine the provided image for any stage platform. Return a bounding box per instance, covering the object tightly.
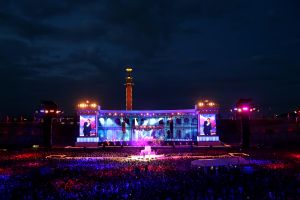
[196,136,222,146]
[75,136,224,148]
[75,137,99,147]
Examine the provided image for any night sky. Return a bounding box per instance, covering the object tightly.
[1,0,300,115]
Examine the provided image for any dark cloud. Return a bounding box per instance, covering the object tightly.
[0,0,300,115]
[0,12,57,39]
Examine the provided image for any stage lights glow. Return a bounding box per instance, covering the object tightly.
[234,107,258,113]
[38,109,62,115]
[197,100,218,108]
[77,100,98,110]
[232,99,256,114]
[198,102,204,107]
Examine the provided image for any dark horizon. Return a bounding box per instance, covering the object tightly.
[0,0,300,115]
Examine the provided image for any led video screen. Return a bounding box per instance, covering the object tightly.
[98,117,130,141]
[199,114,217,135]
[79,115,97,137]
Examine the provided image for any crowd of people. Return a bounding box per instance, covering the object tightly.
[0,148,299,199]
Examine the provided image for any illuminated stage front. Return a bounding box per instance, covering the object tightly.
[76,100,221,147]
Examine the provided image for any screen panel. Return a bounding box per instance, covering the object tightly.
[199,114,217,135]
[79,115,97,137]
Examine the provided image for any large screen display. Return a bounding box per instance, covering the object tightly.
[199,114,217,135]
[79,115,97,137]
[98,116,198,142]
[98,117,130,141]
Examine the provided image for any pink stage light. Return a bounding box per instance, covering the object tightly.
[242,107,249,111]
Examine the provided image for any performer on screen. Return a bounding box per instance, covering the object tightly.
[121,120,126,141]
[203,118,212,136]
[83,119,92,136]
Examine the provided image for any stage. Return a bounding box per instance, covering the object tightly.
[76,100,221,148]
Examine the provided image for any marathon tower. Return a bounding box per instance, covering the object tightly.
[125,67,134,110]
